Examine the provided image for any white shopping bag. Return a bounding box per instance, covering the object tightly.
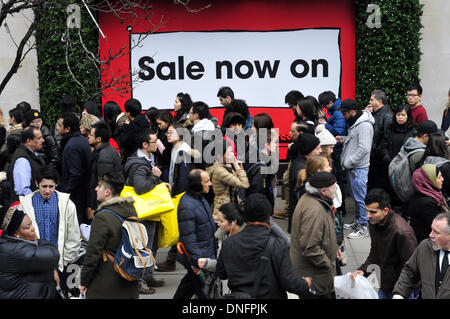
[334,272,379,299]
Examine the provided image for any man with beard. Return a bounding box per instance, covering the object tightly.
[393,213,450,299]
[336,99,374,239]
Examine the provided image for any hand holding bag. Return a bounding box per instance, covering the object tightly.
[120,183,174,221]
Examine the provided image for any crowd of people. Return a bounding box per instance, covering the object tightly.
[0,84,450,299]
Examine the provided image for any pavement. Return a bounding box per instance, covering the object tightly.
[141,192,371,299]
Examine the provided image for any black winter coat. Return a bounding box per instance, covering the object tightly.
[40,124,59,168]
[379,122,415,165]
[406,192,444,243]
[59,131,92,224]
[0,236,59,299]
[124,154,160,195]
[288,153,306,233]
[118,114,149,164]
[216,225,310,299]
[89,142,123,209]
[371,106,393,161]
[177,192,217,269]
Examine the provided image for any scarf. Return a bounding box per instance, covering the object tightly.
[412,167,446,206]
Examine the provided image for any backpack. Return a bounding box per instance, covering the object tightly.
[101,209,155,281]
[388,146,424,203]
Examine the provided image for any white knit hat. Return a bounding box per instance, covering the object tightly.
[315,124,336,146]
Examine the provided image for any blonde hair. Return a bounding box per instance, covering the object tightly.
[0,109,5,127]
[298,155,330,188]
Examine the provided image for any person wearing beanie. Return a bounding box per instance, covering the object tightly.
[290,171,339,299]
[407,164,450,243]
[0,203,60,299]
[23,109,59,168]
[216,193,312,299]
[287,133,322,233]
[80,113,100,138]
[336,99,375,239]
[316,124,336,164]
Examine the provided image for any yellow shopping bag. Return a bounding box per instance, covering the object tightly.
[157,192,184,248]
[120,183,174,221]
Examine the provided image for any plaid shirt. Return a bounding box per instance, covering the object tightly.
[32,192,59,247]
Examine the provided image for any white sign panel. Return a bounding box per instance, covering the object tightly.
[131,29,341,108]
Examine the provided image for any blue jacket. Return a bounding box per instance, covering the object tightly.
[177,192,217,268]
[325,99,347,137]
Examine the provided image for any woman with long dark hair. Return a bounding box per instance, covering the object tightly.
[380,105,416,165]
[103,101,123,154]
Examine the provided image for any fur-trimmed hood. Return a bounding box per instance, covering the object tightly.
[96,196,137,220]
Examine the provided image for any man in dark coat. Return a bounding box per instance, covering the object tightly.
[117,98,150,164]
[80,172,139,299]
[88,121,122,218]
[366,90,393,191]
[217,193,311,299]
[57,112,92,225]
[349,189,417,299]
[174,169,217,299]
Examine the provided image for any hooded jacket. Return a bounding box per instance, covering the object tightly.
[20,190,81,272]
[191,118,215,134]
[340,110,375,170]
[402,137,426,171]
[325,99,347,137]
[124,154,161,195]
[80,196,139,299]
